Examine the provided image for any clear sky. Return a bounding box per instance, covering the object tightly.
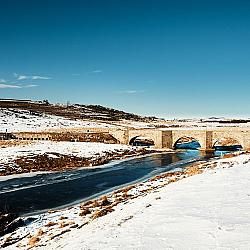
[0,0,250,118]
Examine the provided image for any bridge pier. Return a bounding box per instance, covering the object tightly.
[198,131,215,152]
[199,148,215,153]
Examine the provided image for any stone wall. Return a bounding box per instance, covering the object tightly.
[13,132,119,144]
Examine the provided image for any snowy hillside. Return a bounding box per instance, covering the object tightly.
[0,108,115,132]
[0,99,158,122]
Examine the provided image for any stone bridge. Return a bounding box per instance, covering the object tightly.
[6,127,250,151]
[112,128,250,151]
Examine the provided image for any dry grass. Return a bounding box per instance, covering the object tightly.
[28,236,40,246]
[223,153,236,158]
[186,166,203,176]
[59,216,68,220]
[94,199,101,206]
[0,140,33,148]
[91,206,114,220]
[81,200,94,207]
[79,207,91,217]
[58,221,75,228]
[45,221,57,227]
[99,196,111,206]
[36,229,44,236]
[47,209,58,214]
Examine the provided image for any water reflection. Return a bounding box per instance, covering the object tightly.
[176,140,242,152]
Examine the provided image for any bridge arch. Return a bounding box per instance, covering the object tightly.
[128,129,162,148]
[171,130,207,150]
[173,136,201,150]
[129,136,155,146]
[212,137,243,151]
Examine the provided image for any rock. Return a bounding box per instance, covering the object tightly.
[0,213,18,236]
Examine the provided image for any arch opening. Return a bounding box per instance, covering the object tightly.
[129,136,155,147]
[213,137,242,151]
[174,136,201,150]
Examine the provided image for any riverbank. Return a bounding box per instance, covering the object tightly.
[0,142,166,238]
[1,151,248,249]
[0,141,163,176]
[42,152,250,250]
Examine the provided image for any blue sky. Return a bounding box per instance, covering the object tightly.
[0,0,250,118]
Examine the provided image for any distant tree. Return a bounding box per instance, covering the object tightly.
[43,99,49,105]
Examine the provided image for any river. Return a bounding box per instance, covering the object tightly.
[0,150,225,216]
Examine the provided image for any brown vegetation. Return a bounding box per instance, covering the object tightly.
[0,148,155,176]
[28,236,40,246]
[91,206,115,220]
[46,221,57,227]
[0,140,32,148]
[36,229,44,236]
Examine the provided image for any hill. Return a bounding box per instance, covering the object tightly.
[0,99,158,122]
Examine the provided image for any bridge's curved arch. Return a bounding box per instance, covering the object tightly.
[173,136,201,150]
[129,136,140,145]
[212,137,243,151]
[129,136,155,146]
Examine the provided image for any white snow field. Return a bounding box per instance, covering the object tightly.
[0,108,114,132]
[35,154,250,250]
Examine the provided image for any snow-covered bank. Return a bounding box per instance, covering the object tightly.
[0,141,137,175]
[2,153,250,249]
[40,154,250,250]
[0,141,132,165]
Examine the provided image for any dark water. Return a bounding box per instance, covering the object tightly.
[0,150,224,216]
[214,145,242,151]
[175,141,242,151]
[175,141,201,149]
